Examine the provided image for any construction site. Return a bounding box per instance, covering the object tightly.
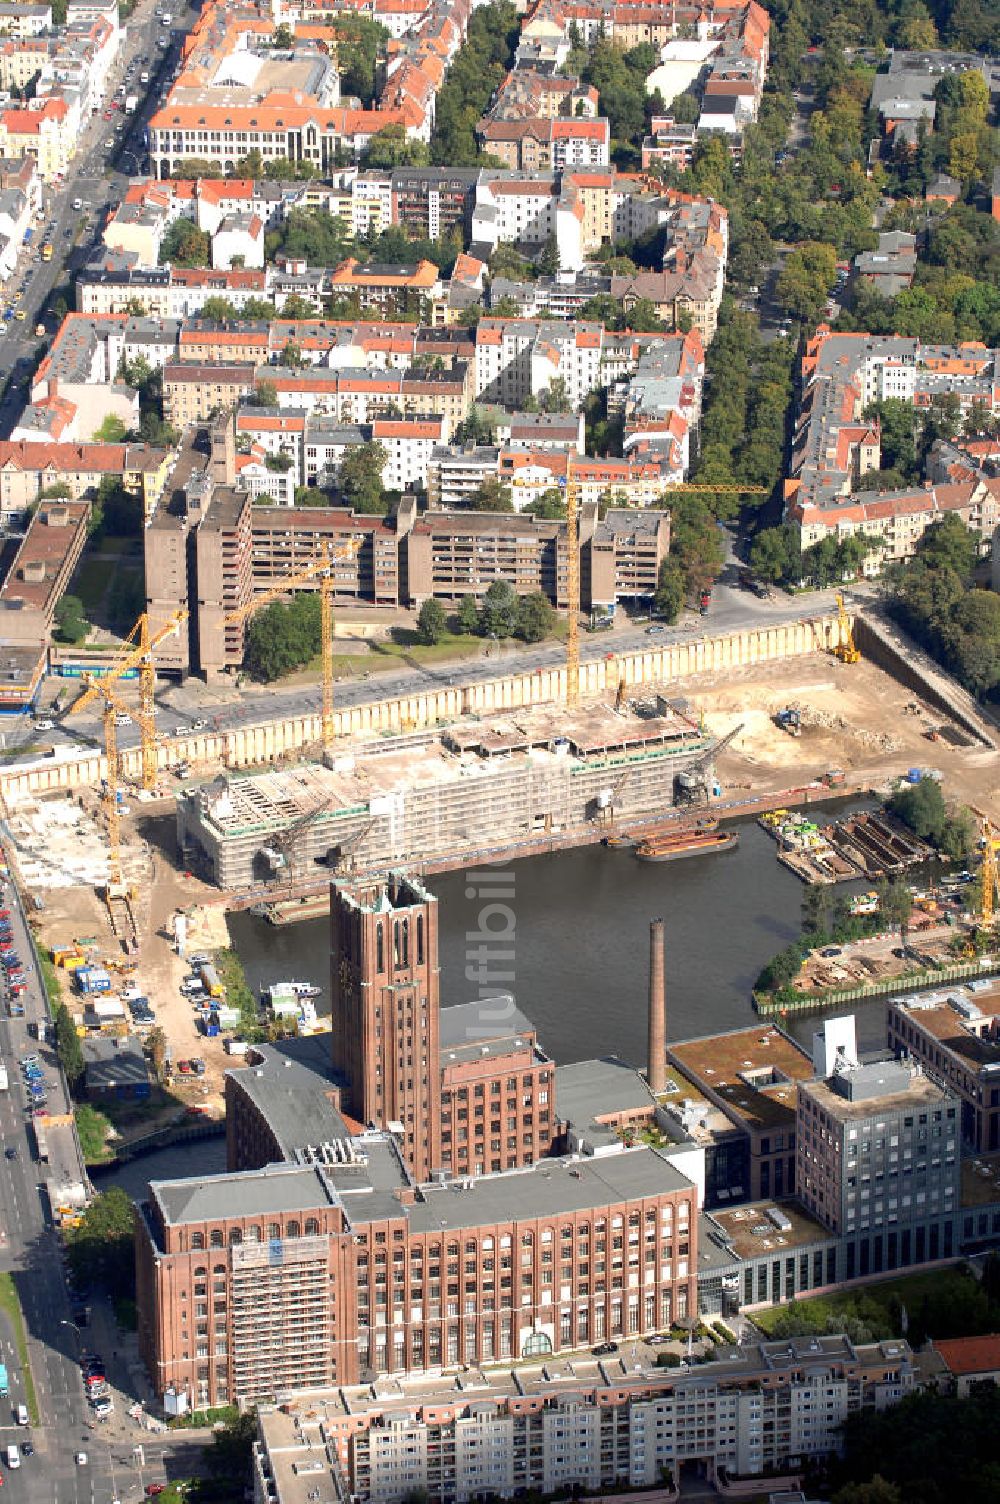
[1,580,998,1123]
[174,697,728,892]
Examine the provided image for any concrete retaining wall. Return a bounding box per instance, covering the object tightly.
[0,614,841,803]
[854,612,996,749]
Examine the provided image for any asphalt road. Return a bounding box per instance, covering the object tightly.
[0,850,213,1501]
[0,0,194,437]
[18,572,871,763]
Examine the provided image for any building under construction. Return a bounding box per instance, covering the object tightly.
[177,698,716,890]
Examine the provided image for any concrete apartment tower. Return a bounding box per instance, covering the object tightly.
[330,874,442,1181]
[647,916,666,1093]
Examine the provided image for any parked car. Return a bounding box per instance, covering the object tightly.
[592,1341,618,1356]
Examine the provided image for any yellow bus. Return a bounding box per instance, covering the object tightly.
[41,243,52,261]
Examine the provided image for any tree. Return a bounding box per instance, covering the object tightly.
[244,594,321,681]
[878,877,914,949]
[775,241,839,323]
[525,488,566,519]
[667,494,725,599]
[54,595,88,645]
[538,234,560,277]
[207,1409,258,1484]
[480,579,518,637]
[255,380,278,407]
[66,1187,135,1292]
[416,598,446,645]
[294,485,334,508]
[654,558,685,623]
[39,482,71,499]
[339,441,388,514]
[54,999,84,1089]
[271,21,293,46]
[158,219,211,269]
[833,1480,903,1504]
[540,377,570,413]
[515,591,554,642]
[749,524,800,585]
[146,1026,168,1082]
[279,341,305,368]
[469,477,513,512]
[365,124,430,169]
[456,594,480,634]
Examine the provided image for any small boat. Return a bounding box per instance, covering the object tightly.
[635,829,739,863]
[288,980,321,998]
[603,832,637,849]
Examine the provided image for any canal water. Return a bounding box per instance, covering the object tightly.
[107,801,889,1199]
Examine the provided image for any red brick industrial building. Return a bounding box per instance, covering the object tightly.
[136,876,695,1409]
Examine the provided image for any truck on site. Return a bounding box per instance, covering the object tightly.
[200,963,223,998]
[775,707,801,737]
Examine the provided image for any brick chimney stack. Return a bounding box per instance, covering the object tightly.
[647,916,666,1094]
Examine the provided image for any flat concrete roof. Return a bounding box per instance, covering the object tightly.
[668,1026,813,1133]
[801,1067,950,1121]
[406,1146,693,1234]
[229,1038,349,1159]
[151,1162,334,1225]
[708,1199,834,1260]
[891,986,1000,1071]
[555,1056,655,1134]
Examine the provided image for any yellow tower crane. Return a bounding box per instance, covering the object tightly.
[82,674,131,895]
[981,815,1000,928]
[68,609,189,791]
[224,538,360,749]
[561,477,767,710]
[835,593,861,664]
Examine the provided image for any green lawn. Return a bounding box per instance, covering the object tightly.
[752,1265,983,1341]
[71,557,111,614]
[0,1274,38,1425]
[73,1104,113,1165]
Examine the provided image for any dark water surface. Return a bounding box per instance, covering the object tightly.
[107,802,890,1197]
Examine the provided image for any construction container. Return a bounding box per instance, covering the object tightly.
[199,964,223,998]
[75,967,112,995]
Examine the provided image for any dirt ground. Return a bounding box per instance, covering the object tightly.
[31,811,242,1125]
[17,649,1000,1130]
[683,655,1000,817]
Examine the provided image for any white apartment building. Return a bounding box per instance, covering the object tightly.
[253,1336,916,1504]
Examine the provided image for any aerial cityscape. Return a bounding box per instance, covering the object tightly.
[0,0,992,1496]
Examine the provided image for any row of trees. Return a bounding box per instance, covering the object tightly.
[429,1,520,167]
[688,308,798,523]
[888,513,1000,699]
[416,582,555,646]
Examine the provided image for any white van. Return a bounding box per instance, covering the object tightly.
[6,1443,19,1468]
[16,1403,28,1425]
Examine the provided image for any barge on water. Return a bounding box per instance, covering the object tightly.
[635,828,739,862]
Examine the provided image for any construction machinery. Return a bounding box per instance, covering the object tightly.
[980,815,1000,928]
[775,706,801,737]
[674,722,745,804]
[223,539,360,750]
[69,609,189,791]
[562,478,766,711]
[834,594,860,664]
[79,673,139,948]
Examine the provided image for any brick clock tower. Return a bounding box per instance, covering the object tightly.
[330,874,442,1182]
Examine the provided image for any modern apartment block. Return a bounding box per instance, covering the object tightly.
[888,985,1000,1152]
[252,1335,915,1504]
[797,1037,960,1279]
